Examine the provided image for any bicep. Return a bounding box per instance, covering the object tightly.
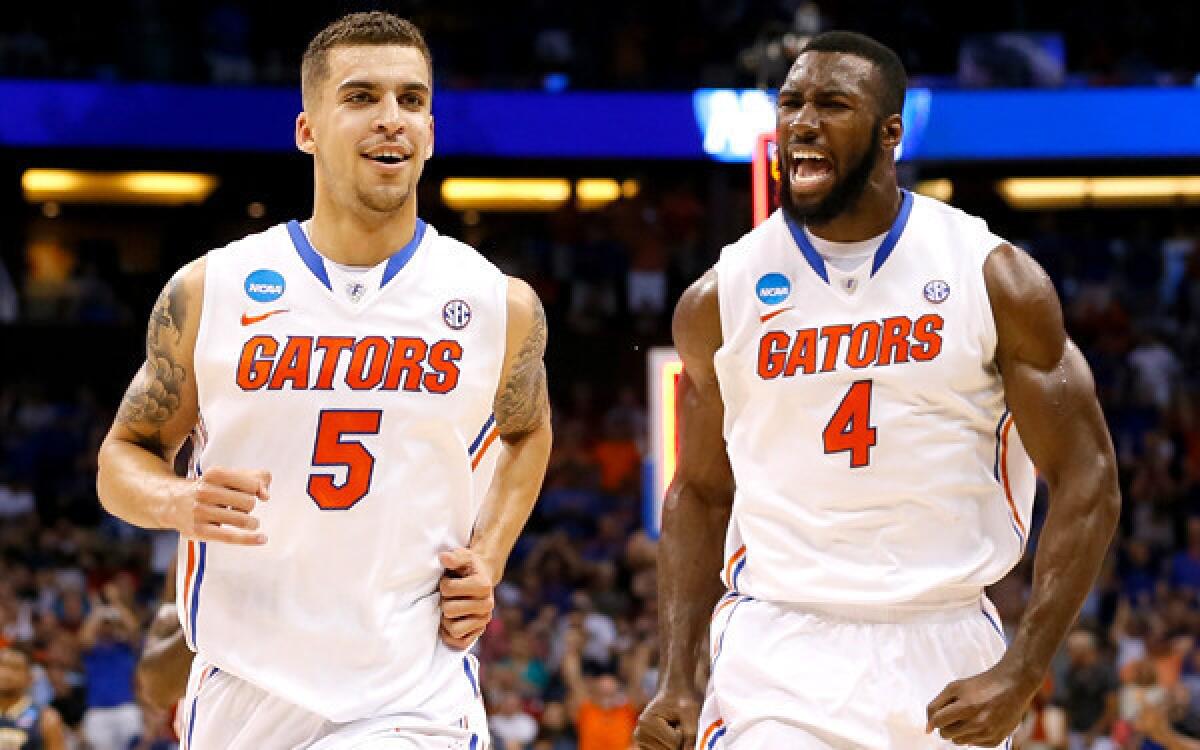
[1001,339,1111,484]
[108,262,204,458]
[986,244,1114,485]
[672,367,733,500]
[492,278,549,439]
[671,270,732,500]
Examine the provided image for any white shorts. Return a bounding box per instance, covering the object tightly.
[178,657,490,750]
[697,594,1011,750]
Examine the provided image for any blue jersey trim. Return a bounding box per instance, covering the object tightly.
[380,220,428,287]
[287,220,332,291]
[783,189,914,285]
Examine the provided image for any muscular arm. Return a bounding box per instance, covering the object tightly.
[637,271,734,750]
[927,244,1121,746]
[468,277,553,580]
[986,243,1121,688]
[97,260,268,544]
[440,278,552,648]
[137,556,193,711]
[96,261,203,529]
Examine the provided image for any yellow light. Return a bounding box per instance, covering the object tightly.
[998,176,1200,209]
[659,359,684,495]
[119,172,217,197]
[576,179,621,210]
[441,178,570,211]
[21,169,218,205]
[621,179,640,199]
[915,179,953,203]
[22,169,81,193]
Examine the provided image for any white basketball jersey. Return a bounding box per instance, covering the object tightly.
[712,191,1036,609]
[176,219,506,722]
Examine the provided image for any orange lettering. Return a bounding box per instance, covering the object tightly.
[820,324,852,372]
[424,340,463,393]
[383,337,429,391]
[313,337,355,390]
[346,336,389,390]
[878,317,912,366]
[237,336,277,390]
[783,329,818,376]
[911,314,944,361]
[846,321,882,369]
[268,336,313,390]
[757,332,790,379]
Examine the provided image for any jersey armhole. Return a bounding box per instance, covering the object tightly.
[976,236,1007,368]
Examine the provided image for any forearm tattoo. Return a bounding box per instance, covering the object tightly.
[494,298,549,438]
[116,275,188,454]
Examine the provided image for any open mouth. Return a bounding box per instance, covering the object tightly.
[789,149,834,190]
[362,150,411,166]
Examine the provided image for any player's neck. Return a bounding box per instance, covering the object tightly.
[306,201,420,267]
[806,180,903,244]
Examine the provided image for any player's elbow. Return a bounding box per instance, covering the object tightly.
[137,654,187,711]
[95,434,122,512]
[1092,453,1122,529]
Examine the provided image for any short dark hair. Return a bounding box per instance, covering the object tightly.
[799,31,907,117]
[302,12,432,102]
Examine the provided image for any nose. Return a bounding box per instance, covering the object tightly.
[786,102,819,141]
[372,94,405,136]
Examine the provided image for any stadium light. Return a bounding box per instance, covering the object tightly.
[21,169,219,205]
[998,177,1200,209]
[441,178,638,212]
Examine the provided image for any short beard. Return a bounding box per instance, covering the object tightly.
[355,183,414,214]
[780,123,882,227]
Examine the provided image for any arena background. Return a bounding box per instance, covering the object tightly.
[1,2,1199,748]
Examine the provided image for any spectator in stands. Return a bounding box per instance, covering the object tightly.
[1169,517,1200,595]
[1054,629,1119,749]
[562,625,647,750]
[79,584,140,750]
[0,646,66,750]
[532,700,577,750]
[489,689,539,750]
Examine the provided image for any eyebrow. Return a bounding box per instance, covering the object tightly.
[779,85,858,99]
[336,80,431,94]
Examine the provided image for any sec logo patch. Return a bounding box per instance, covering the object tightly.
[924,279,950,304]
[443,299,472,330]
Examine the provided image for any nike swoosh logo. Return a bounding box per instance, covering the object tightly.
[760,306,794,323]
[240,309,289,326]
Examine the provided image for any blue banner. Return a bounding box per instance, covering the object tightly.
[0,79,1197,162]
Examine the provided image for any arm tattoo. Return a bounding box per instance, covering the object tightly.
[116,275,189,454]
[495,298,549,437]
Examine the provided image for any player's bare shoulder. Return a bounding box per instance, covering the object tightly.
[672,270,722,378]
[495,276,549,438]
[111,257,207,458]
[983,242,1065,369]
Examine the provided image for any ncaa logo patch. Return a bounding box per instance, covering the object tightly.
[245,269,286,303]
[924,279,950,304]
[756,273,791,305]
[443,299,471,330]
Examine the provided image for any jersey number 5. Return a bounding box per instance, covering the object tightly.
[308,409,382,510]
[823,380,876,468]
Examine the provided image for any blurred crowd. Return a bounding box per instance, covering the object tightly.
[1,204,1200,749]
[0,0,1195,89]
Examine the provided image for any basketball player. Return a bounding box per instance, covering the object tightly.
[136,554,191,711]
[635,31,1120,750]
[96,12,551,749]
[0,647,66,750]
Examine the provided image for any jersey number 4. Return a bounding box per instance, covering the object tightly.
[823,380,876,468]
[308,409,382,510]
